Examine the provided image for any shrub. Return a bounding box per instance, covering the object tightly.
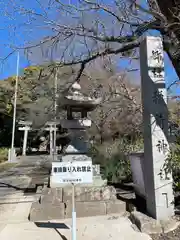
[89,138,143,183]
[0,148,8,163]
[162,136,180,192]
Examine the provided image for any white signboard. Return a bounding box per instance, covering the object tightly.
[51,161,93,184]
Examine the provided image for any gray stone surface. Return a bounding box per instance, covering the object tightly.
[29,201,65,221]
[130,211,179,234]
[102,186,117,200]
[140,36,174,220]
[106,200,126,215]
[63,186,117,202]
[65,201,107,218]
[40,187,63,204]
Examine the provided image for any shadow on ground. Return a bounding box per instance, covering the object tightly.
[0,181,46,204]
[110,182,180,217]
[109,182,147,214]
[35,222,69,240]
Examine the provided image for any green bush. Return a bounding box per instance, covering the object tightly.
[0,148,8,163]
[102,152,132,183]
[158,135,180,192]
[89,138,143,183]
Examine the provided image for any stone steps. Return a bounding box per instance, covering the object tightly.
[0,195,40,204]
[29,199,126,221]
[28,186,126,221]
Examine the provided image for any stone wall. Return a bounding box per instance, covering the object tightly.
[29,186,126,221]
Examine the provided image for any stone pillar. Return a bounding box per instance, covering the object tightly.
[140,36,174,220]
[45,122,58,156]
[18,124,32,156]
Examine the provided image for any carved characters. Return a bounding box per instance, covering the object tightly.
[152,90,164,104]
[149,49,164,80]
[155,113,165,129]
[156,140,168,154]
[151,50,163,64]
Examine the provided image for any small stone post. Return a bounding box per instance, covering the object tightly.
[140,36,174,220]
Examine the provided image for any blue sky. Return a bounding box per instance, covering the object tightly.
[0,0,179,96]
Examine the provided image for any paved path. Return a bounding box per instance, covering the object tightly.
[0,155,152,240]
[0,156,50,225]
[0,214,152,240]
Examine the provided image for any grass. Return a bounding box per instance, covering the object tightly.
[0,147,8,163]
[0,148,17,172]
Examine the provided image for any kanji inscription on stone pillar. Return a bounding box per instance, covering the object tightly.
[140,36,174,220]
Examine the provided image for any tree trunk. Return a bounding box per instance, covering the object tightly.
[149,0,180,78]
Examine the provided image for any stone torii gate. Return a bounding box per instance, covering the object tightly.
[18,121,32,156]
[44,121,58,156]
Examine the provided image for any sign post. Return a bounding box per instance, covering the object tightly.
[72,183,76,240]
[51,160,93,239]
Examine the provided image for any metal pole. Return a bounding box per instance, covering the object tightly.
[50,126,53,156]
[11,52,20,150]
[72,183,76,240]
[53,69,58,160]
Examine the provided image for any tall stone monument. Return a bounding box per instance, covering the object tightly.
[140,36,174,220]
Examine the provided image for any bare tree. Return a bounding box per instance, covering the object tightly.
[78,58,142,143]
[2,0,176,80]
[147,0,180,79]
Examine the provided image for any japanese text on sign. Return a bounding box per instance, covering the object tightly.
[51,160,93,184]
[54,165,92,173]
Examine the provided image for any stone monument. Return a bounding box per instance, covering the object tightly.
[140,36,174,220]
[50,81,106,187]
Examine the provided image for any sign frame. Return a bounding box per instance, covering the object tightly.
[51,160,93,184]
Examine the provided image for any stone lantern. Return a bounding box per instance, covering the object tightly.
[50,81,106,187]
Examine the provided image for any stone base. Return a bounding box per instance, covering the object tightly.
[50,175,107,188]
[40,185,116,203]
[62,185,117,202]
[29,202,65,221]
[29,200,126,221]
[29,185,126,221]
[130,211,179,234]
